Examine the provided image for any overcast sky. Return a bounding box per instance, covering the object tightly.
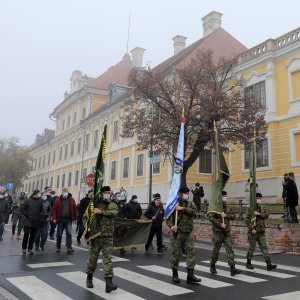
[1,0,299,146]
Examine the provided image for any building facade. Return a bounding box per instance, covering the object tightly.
[23,12,300,204]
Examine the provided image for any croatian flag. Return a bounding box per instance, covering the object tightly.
[164,114,185,218]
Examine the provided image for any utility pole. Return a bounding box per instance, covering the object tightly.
[149,135,153,204]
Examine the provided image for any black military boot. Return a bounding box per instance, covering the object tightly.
[266,259,277,271]
[105,277,118,293]
[172,269,180,283]
[210,264,217,274]
[86,273,93,288]
[230,265,242,276]
[246,259,254,269]
[187,269,201,284]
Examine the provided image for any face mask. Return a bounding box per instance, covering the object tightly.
[36,194,41,198]
[5,194,8,197]
[51,195,55,198]
[222,197,227,202]
[102,194,111,200]
[117,196,121,200]
[42,195,47,200]
[182,194,189,200]
[0,195,4,199]
[257,199,262,204]
[63,192,68,198]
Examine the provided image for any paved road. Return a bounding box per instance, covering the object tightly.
[0,224,299,300]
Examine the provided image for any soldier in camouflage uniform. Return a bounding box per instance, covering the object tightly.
[208,191,242,276]
[166,186,201,284]
[245,193,277,271]
[85,186,119,293]
[11,192,26,239]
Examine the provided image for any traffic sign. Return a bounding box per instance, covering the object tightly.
[6,183,14,190]
[86,173,95,187]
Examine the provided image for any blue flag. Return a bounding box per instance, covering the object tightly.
[164,115,185,218]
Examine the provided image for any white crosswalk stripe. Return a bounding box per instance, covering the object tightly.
[138,265,233,288]
[262,290,300,300]
[114,267,193,296]
[235,258,300,273]
[58,271,145,300]
[97,256,129,263]
[27,261,74,268]
[201,260,296,279]
[7,276,72,300]
[179,262,266,283]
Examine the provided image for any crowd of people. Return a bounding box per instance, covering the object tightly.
[0,178,298,293]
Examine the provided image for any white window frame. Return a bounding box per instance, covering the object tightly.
[290,126,300,167]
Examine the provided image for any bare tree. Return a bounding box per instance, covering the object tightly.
[122,49,267,186]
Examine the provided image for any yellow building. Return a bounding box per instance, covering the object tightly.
[23,12,300,204]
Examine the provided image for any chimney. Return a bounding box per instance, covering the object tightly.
[130,47,145,68]
[202,11,222,37]
[172,35,187,55]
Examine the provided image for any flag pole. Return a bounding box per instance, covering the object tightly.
[253,128,257,227]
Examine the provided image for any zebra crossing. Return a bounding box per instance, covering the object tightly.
[4,257,300,299]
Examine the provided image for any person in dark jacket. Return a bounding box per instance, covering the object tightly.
[285,172,299,223]
[52,188,77,254]
[34,190,51,251]
[4,191,13,224]
[49,190,58,239]
[77,189,92,245]
[0,190,9,241]
[191,183,204,218]
[21,189,43,254]
[125,195,142,220]
[144,193,165,254]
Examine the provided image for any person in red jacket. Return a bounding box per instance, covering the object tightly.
[52,188,77,254]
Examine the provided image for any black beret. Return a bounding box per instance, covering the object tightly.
[222,191,227,196]
[32,189,40,196]
[179,186,190,193]
[154,193,161,200]
[256,193,262,198]
[20,192,26,196]
[132,195,137,200]
[100,186,111,193]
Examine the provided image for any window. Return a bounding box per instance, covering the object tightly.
[32,182,35,190]
[71,141,75,156]
[198,149,212,173]
[247,81,266,107]
[62,174,66,188]
[42,155,46,168]
[75,170,79,186]
[123,157,129,179]
[53,150,56,164]
[82,107,86,119]
[36,180,39,190]
[56,175,60,188]
[137,154,144,176]
[244,138,269,169]
[59,146,63,161]
[67,115,71,128]
[292,71,300,100]
[152,150,161,174]
[45,178,48,187]
[38,157,41,169]
[77,137,82,154]
[82,168,87,180]
[64,144,68,159]
[113,120,118,141]
[28,182,31,193]
[111,161,117,180]
[50,177,53,188]
[47,152,51,166]
[94,129,99,148]
[85,133,89,151]
[68,172,72,187]
[62,119,65,130]
[40,179,43,190]
[73,111,77,124]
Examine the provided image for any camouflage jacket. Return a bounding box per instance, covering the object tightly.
[12,196,27,216]
[245,204,269,234]
[166,198,196,234]
[84,198,118,238]
[207,202,235,233]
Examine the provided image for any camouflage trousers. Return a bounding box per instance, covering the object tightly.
[86,236,114,277]
[170,232,195,269]
[210,232,235,266]
[246,232,270,260]
[12,214,24,235]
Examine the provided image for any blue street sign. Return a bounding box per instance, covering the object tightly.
[6,183,14,190]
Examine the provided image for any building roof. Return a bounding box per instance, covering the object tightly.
[87,53,132,90]
[154,27,247,74]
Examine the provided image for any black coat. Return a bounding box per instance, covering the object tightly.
[192,187,204,205]
[0,197,9,222]
[78,196,90,222]
[286,179,299,207]
[125,200,142,219]
[144,202,164,228]
[22,197,42,228]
